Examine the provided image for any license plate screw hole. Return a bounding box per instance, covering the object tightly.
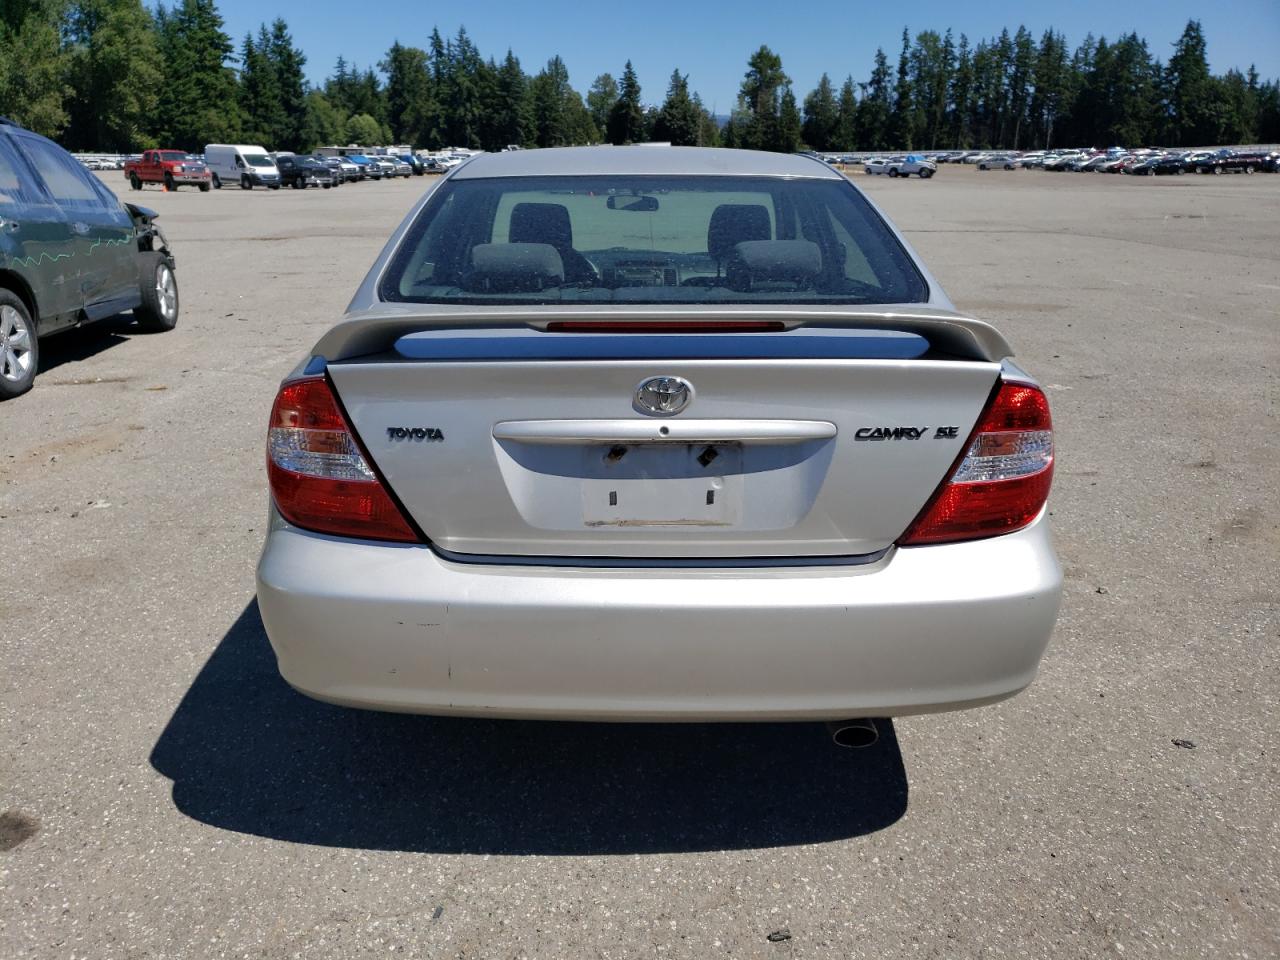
[698,446,719,468]
[605,445,628,463]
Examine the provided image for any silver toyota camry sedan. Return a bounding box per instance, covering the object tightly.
[256,146,1061,730]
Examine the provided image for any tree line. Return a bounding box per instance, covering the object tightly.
[2,1,1276,154]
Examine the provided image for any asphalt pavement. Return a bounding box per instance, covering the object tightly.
[2,165,1277,959]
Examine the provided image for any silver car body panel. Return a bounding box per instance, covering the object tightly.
[258,506,1061,720]
[328,354,1000,558]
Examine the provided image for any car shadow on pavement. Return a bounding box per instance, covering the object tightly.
[35,315,139,377]
[150,600,909,854]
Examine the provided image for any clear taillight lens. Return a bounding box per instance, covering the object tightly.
[898,380,1054,546]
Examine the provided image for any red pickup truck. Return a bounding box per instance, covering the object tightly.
[124,150,212,192]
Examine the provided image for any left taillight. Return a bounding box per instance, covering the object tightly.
[266,376,420,542]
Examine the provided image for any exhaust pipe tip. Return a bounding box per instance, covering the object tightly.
[826,718,881,749]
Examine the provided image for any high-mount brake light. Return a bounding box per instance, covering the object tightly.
[898,379,1054,546]
[546,320,786,333]
[266,376,419,542]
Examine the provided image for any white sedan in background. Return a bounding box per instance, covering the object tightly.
[864,154,937,178]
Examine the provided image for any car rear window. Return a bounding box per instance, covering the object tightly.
[381,175,928,305]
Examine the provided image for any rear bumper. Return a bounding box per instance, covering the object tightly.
[256,511,1062,721]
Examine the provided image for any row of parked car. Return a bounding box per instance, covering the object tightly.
[99,145,455,193]
[949,147,1279,175]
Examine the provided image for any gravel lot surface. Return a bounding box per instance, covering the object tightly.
[2,165,1277,959]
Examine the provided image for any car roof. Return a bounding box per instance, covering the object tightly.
[451,145,843,181]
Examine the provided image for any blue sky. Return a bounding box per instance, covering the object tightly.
[210,1,1280,109]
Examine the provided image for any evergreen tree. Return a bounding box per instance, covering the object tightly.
[381,42,434,145]
[1166,20,1217,145]
[238,30,285,145]
[653,69,701,145]
[607,61,645,144]
[889,28,914,148]
[835,76,857,150]
[530,55,573,147]
[802,73,838,151]
[489,50,532,149]
[586,74,618,134]
[64,0,164,151]
[267,19,307,151]
[775,84,802,152]
[153,0,240,150]
[949,34,974,146]
[0,0,71,137]
[856,47,892,150]
[739,45,787,150]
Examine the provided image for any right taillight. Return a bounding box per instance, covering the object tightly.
[898,379,1054,546]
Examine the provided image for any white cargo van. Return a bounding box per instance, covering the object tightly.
[204,144,281,190]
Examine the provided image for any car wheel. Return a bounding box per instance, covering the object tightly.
[211,174,221,189]
[241,175,252,190]
[164,173,176,191]
[919,168,933,179]
[888,168,899,177]
[133,253,179,333]
[199,182,210,192]
[269,184,280,190]
[322,183,331,189]
[1245,166,1254,175]
[129,174,142,191]
[1213,166,1222,175]
[0,291,38,400]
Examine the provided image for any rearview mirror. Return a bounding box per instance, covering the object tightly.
[607,195,659,212]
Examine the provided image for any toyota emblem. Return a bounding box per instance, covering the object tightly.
[634,376,693,417]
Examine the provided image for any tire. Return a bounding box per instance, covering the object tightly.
[164,173,175,191]
[888,168,899,178]
[0,290,38,400]
[299,180,307,190]
[268,185,279,190]
[1213,166,1222,175]
[129,174,142,191]
[241,175,252,190]
[1245,166,1254,175]
[322,183,331,189]
[133,253,179,333]
[199,183,210,192]
[212,174,221,189]
[919,168,933,179]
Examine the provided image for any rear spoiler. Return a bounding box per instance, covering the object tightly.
[310,305,1014,364]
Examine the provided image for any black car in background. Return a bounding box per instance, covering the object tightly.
[274,154,336,189]
[0,117,178,399]
[1192,149,1267,175]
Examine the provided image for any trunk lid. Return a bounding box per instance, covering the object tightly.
[326,325,1002,559]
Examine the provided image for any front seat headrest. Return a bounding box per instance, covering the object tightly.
[510,203,575,251]
[708,204,771,262]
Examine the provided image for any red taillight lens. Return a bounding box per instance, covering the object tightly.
[898,380,1054,546]
[267,376,420,543]
[546,321,786,333]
